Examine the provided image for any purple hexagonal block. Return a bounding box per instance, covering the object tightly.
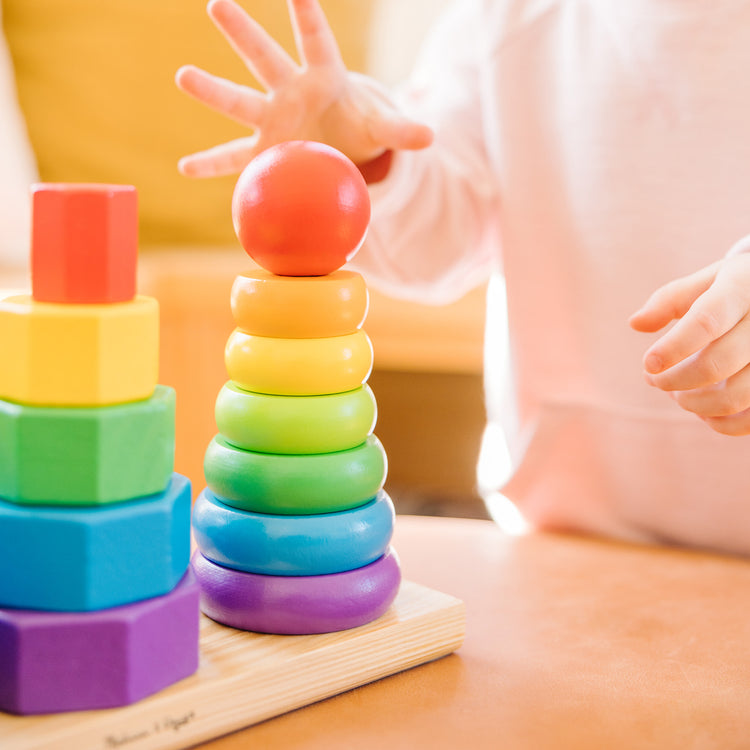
[0,570,200,715]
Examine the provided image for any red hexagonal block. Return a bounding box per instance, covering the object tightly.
[31,183,138,304]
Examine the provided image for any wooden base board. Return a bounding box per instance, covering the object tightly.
[2,581,465,750]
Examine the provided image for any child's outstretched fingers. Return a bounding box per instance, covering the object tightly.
[628,263,718,337]
[702,404,750,437]
[177,136,260,178]
[670,361,750,421]
[210,0,300,89]
[287,0,347,72]
[175,66,265,128]
[629,258,748,381]
[630,253,750,434]
[176,0,432,178]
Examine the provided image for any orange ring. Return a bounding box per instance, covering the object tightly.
[230,269,369,338]
[225,329,374,396]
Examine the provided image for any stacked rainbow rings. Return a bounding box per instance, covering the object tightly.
[191,145,401,635]
[194,282,398,632]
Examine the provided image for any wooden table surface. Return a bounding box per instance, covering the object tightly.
[200,514,750,750]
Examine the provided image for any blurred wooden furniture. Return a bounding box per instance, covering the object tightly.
[200,514,750,750]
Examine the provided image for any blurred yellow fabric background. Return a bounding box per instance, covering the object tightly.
[2,0,374,246]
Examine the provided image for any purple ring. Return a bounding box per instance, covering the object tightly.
[191,548,401,635]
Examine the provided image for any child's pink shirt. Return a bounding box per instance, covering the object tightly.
[353,0,750,554]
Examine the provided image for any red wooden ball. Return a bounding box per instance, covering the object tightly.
[232,141,371,276]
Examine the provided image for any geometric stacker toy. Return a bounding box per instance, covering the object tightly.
[0,164,465,750]
[0,184,200,714]
[192,141,401,634]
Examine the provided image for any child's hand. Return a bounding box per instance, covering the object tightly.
[175,0,432,177]
[629,251,750,435]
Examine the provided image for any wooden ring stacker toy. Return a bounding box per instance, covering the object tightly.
[204,434,387,515]
[224,328,373,396]
[0,385,175,505]
[0,570,200,715]
[215,382,376,455]
[191,547,401,634]
[0,294,159,406]
[192,488,395,576]
[0,474,191,611]
[231,269,369,338]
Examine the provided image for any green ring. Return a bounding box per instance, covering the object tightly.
[204,434,387,515]
[215,382,377,454]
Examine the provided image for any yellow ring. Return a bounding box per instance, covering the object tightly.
[231,269,369,338]
[225,329,373,396]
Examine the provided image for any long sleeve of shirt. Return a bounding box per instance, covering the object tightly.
[352,0,750,556]
[353,0,500,304]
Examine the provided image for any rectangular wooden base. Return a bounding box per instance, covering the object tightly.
[2,581,465,750]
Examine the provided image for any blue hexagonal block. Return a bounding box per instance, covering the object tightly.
[0,473,191,611]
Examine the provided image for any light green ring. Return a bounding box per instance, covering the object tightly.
[215,382,377,455]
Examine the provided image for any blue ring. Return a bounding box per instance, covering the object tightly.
[192,488,395,576]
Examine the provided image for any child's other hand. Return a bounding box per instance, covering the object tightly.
[175,0,432,177]
[629,251,750,435]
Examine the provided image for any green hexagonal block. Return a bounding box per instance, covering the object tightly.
[0,385,175,505]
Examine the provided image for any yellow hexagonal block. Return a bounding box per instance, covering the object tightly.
[0,295,159,406]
